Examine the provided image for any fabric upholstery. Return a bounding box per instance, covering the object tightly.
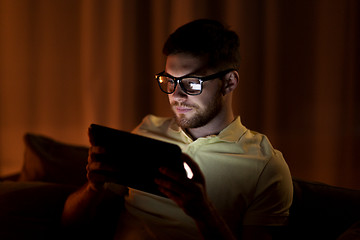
[0,181,76,239]
[288,179,360,240]
[18,133,88,186]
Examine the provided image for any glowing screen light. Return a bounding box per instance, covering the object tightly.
[189,82,201,90]
[183,162,194,179]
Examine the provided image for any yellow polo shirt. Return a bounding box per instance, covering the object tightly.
[115,115,293,239]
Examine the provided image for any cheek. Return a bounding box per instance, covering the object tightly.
[188,95,210,109]
[196,86,219,104]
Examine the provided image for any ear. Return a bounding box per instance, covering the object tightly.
[222,70,239,95]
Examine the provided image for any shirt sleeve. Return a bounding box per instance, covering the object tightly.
[242,150,293,226]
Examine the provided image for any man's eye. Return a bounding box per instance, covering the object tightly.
[168,79,175,84]
[189,82,201,90]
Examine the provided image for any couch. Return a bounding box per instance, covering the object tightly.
[0,133,359,239]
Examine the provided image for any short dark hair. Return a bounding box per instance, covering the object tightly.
[163,19,240,70]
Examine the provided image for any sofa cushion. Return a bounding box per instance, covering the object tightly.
[288,178,360,239]
[18,134,88,186]
[337,221,360,240]
[0,181,76,239]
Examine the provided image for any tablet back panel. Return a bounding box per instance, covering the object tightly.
[89,124,183,197]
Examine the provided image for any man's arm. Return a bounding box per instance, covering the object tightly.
[61,182,105,226]
[155,154,237,239]
[155,154,275,240]
[61,146,124,227]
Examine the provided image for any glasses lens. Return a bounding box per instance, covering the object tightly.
[181,78,202,95]
[158,76,175,93]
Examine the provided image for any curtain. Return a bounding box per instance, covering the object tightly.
[0,0,359,189]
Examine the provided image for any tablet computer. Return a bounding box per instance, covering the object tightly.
[88,123,184,197]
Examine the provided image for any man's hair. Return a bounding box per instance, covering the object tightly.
[163,19,240,70]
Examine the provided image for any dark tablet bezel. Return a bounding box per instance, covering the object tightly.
[88,124,184,197]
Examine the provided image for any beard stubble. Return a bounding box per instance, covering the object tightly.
[171,89,223,129]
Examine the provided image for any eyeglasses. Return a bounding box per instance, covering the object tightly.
[155,69,236,95]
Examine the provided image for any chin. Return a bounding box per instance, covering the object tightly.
[175,113,209,129]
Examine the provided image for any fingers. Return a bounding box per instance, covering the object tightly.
[90,145,106,154]
[88,146,111,167]
[88,146,106,161]
[155,176,190,209]
[86,158,120,178]
[86,162,121,190]
[158,166,185,182]
[155,166,203,199]
[156,168,188,192]
[87,134,121,191]
[86,145,121,190]
[155,178,182,199]
[86,160,118,173]
[86,170,108,191]
[155,166,209,218]
[155,155,204,192]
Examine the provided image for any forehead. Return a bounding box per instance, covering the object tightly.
[165,53,209,77]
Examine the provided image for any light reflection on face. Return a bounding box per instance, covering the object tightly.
[166,53,224,129]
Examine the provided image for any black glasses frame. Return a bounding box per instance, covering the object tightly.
[155,68,236,95]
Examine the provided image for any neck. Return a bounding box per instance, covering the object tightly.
[186,108,235,140]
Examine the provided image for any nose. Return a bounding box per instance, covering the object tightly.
[170,82,188,102]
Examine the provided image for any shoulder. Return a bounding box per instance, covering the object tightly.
[236,129,293,200]
[238,130,274,156]
[239,129,291,187]
[241,139,293,226]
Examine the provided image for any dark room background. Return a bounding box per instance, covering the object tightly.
[0,0,359,189]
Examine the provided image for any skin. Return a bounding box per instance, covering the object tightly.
[166,53,237,139]
[62,53,273,240]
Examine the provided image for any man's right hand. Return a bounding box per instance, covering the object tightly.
[62,135,123,227]
[86,145,122,192]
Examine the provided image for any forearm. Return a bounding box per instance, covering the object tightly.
[61,182,105,227]
[156,155,237,239]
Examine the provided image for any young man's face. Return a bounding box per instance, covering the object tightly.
[165,53,224,129]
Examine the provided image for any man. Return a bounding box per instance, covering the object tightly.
[62,19,293,239]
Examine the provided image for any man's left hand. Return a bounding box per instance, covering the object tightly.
[155,154,211,219]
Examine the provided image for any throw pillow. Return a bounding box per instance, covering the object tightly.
[18,133,88,186]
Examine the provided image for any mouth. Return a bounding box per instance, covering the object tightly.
[175,106,193,114]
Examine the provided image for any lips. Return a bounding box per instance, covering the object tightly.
[171,101,197,115]
[175,106,192,114]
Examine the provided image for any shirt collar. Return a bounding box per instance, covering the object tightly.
[217,116,247,142]
[169,116,247,143]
